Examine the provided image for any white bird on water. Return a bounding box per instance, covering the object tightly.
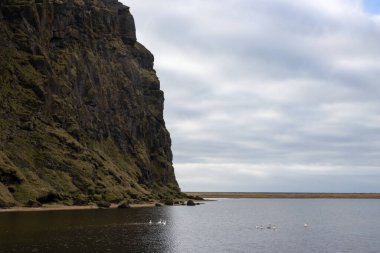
[304,223,308,228]
[149,220,152,225]
[155,219,167,225]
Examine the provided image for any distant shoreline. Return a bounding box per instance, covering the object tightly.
[185,192,380,199]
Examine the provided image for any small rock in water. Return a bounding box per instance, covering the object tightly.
[187,200,196,206]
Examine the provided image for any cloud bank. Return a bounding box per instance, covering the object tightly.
[124,0,380,192]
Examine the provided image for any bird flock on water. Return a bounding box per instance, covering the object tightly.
[255,224,277,230]
[147,220,309,229]
[149,219,166,225]
[254,223,309,230]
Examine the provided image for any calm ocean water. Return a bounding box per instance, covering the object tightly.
[1,199,380,253]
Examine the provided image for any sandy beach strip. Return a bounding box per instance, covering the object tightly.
[185,192,380,199]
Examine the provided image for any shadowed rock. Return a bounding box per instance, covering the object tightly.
[117,201,131,209]
[187,200,196,206]
[164,199,174,206]
[96,200,111,208]
[24,200,42,208]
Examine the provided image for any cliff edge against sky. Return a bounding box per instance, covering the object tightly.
[0,0,181,207]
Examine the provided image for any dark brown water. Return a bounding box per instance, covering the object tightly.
[1,199,380,252]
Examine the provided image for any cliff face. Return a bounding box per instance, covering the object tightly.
[0,0,180,207]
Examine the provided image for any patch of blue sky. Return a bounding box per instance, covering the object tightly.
[363,0,380,15]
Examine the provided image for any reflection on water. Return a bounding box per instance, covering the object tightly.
[0,208,175,253]
[1,199,380,253]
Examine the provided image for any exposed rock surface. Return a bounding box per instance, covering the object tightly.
[117,201,130,209]
[187,200,196,206]
[96,200,111,208]
[0,0,181,207]
[164,199,174,206]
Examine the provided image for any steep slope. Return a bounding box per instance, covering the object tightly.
[0,0,181,207]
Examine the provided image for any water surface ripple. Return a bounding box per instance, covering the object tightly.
[1,199,380,253]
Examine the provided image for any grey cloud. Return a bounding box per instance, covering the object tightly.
[125,0,380,192]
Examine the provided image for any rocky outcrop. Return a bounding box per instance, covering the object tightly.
[0,0,181,207]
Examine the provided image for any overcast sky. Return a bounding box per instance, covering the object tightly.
[124,0,380,192]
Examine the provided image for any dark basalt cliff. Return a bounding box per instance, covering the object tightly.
[0,0,181,207]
